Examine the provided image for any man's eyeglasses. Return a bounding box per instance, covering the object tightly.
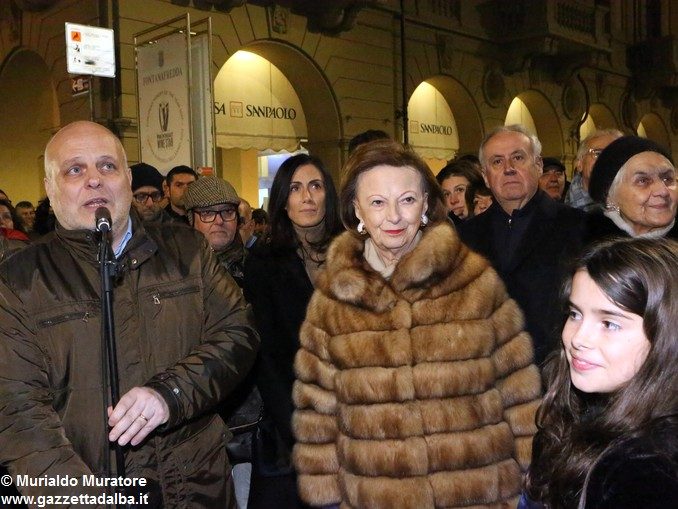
[133,191,163,203]
[586,148,604,159]
[196,208,237,223]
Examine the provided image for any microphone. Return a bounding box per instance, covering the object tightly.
[95,207,112,233]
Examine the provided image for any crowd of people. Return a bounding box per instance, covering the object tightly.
[0,120,675,509]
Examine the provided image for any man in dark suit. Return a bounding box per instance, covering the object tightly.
[459,125,585,366]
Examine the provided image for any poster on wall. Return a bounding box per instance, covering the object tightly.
[65,23,115,78]
[136,33,191,173]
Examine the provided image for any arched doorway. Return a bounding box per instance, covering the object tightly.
[427,75,484,157]
[0,48,59,204]
[407,81,459,173]
[505,90,563,159]
[213,41,342,207]
[637,112,671,150]
[579,103,619,140]
[407,75,484,174]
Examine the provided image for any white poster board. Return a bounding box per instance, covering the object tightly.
[65,23,115,78]
[190,34,214,171]
[136,33,192,172]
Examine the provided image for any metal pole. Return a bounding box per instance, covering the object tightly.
[98,227,125,508]
[133,31,141,162]
[89,80,95,122]
[207,17,216,173]
[400,0,408,145]
[186,13,194,168]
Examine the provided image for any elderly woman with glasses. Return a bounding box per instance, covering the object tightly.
[584,136,677,243]
[292,139,541,508]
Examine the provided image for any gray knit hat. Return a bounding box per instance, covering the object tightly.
[183,176,240,211]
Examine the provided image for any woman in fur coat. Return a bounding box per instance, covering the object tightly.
[292,139,542,508]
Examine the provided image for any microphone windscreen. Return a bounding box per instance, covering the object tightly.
[95,207,112,233]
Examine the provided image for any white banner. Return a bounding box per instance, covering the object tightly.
[137,33,191,173]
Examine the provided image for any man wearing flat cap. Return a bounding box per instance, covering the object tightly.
[183,176,262,509]
[184,176,247,287]
[131,162,169,222]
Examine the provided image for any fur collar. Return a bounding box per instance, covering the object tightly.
[316,222,467,313]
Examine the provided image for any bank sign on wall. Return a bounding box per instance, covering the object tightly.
[214,51,307,152]
[137,33,192,172]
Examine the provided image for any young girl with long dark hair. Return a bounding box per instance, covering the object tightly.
[523,237,678,508]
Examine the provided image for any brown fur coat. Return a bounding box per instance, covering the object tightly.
[292,223,541,508]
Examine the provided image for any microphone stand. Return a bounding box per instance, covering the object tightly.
[98,224,126,508]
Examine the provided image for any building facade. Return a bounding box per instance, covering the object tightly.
[1,0,676,206]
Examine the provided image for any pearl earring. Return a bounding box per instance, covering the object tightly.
[357,221,367,235]
[421,214,429,226]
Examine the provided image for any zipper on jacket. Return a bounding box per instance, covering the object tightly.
[151,285,200,305]
[38,311,92,328]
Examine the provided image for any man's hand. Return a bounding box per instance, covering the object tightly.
[108,387,170,447]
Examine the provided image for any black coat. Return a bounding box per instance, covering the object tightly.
[583,209,678,246]
[459,191,586,365]
[582,417,678,508]
[243,244,313,450]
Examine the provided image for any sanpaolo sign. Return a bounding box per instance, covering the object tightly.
[246,104,297,119]
[419,123,454,135]
[214,101,297,120]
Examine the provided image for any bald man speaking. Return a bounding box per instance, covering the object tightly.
[0,121,259,508]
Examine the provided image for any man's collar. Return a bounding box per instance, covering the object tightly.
[496,189,539,216]
[114,217,133,258]
[244,235,257,249]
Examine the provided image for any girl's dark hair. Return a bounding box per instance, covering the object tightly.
[435,158,484,188]
[267,153,342,253]
[0,199,26,234]
[33,198,56,236]
[525,237,678,508]
[436,159,485,219]
[340,139,447,233]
